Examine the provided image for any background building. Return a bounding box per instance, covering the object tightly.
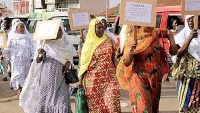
[0,0,14,17]
[0,0,13,10]
[0,0,182,17]
[13,0,29,16]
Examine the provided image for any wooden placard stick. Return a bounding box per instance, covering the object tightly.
[80,29,84,39]
[134,26,137,41]
[41,40,46,49]
[194,15,198,29]
[79,29,85,58]
[38,40,46,59]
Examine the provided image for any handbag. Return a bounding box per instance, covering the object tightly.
[64,64,79,84]
[75,72,89,113]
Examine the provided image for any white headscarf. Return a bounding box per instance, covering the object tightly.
[7,21,30,45]
[36,22,76,65]
[175,15,200,61]
[8,19,21,38]
[13,22,29,34]
[12,19,21,26]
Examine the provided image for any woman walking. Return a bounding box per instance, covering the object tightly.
[172,15,200,112]
[79,19,121,113]
[19,23,76,113]
[1,22,34,94]
[116,26,178,113]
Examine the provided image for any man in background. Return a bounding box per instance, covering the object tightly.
[0,17,11,81]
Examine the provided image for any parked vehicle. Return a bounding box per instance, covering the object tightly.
[26,18,43,38]
[156,6,183,29]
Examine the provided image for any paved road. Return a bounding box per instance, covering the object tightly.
[0,76,178,113]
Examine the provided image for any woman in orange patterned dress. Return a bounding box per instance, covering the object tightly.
[78,19,121,113]
[116,26,178,113]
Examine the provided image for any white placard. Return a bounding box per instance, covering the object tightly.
[185,0,200,11]
[125,2,152,23]
[33,19,61,40]
[36,22,57,38]
[72,12,90,27]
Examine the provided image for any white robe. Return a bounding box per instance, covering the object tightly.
[3,34,34,90]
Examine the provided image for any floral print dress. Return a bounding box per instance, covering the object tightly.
[117,36,164,113]
[83,38,121,113]
[129,38,163,113]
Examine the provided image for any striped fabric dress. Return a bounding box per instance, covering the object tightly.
[172,53,200,112]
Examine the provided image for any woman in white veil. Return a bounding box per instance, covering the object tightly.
[172,15,200,112]
[7,19,21,45]
[2,22,34,94]
[19,21,75,113]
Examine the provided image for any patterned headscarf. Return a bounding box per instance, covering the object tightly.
[78,19,107,77]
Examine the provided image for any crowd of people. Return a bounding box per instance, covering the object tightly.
[0,14,200,113]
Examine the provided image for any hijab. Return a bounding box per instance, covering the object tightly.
[78,19,107,77]
[12,19,21,27]
[175,15,200,61]
[36,22,76,65]
[7,22,30,43]
[7,19,21,41]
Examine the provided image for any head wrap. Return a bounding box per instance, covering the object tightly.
[78,19,107,77]
[7,22,30,46]
[8,19,21,37]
